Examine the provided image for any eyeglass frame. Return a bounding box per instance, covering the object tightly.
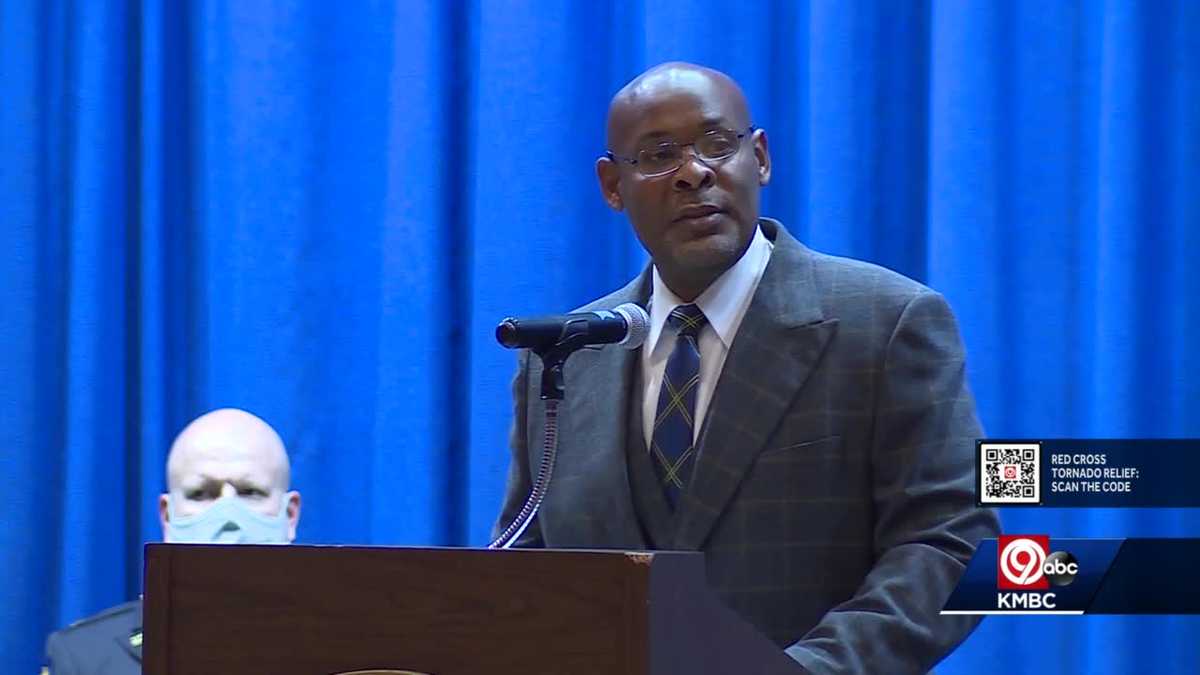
[605,124,757,178]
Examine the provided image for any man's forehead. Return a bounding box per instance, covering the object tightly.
[168,437,285,485]
[607,64,749,147]
[175,459,271,485]
[176,440,272,464]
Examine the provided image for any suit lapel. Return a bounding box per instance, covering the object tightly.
[547,271,651,547]
[672,220,839,550]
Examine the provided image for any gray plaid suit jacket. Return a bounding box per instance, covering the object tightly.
[494,218,1000,674]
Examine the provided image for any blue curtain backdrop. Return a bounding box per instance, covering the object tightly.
[2,1,1197,672]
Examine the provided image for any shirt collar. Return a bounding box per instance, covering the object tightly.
[646,224,773,354]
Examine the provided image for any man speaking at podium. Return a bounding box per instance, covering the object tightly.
[494,62,1000,673]
[42,409,301,675]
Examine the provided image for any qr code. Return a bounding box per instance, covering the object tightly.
[979,442,1041,504]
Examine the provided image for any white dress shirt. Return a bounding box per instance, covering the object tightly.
[641,225,774,448]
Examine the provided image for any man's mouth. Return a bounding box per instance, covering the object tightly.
[674,204,723,222]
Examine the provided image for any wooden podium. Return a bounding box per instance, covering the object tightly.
[143,544,803,674]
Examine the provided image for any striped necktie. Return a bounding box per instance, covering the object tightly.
[650,303,708,509]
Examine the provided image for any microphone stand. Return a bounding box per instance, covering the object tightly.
[488,321,595,549]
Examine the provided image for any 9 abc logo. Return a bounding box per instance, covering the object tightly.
[997,535,1078,590]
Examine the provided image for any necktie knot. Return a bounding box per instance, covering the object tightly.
[667,304,708,338]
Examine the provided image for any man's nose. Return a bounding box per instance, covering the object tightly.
[219,482,238,499]
[673,148,716,191]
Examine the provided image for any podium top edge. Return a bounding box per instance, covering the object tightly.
[144,543,703,559]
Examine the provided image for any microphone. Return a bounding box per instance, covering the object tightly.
[496,302,649,351]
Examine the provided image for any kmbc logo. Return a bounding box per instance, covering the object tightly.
[998,535,1078,590]
[998,535,1050,589]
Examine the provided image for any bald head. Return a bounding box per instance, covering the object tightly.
[166,408,289,491]
[606,62,751,151]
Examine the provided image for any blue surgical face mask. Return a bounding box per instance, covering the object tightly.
[166,494,292,544]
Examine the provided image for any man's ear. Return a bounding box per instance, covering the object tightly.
[596,156,624,211]
[158,493,170,539]
[285,490,302,542]
[753,128,772,186]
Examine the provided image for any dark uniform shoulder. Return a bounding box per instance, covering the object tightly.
[57,599,141,633]
[45,599,143,675]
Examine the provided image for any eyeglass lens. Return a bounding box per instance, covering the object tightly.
[637,129,741,176]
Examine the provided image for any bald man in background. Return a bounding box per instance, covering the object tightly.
[42,408,301,675]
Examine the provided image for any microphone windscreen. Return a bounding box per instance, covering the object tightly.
[613,303,650,349]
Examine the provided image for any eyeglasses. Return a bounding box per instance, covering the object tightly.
[606,125,756,178]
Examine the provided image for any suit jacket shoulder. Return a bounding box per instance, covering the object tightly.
[810,247,927,299]
[800,242,940,331]
[788,234,963,379]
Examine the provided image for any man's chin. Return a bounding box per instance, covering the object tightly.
[662,234,743,280]
[679,227,743,258]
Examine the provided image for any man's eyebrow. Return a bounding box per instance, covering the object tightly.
[179,477,218,493]
[632,130,673,145]
[185,473,267,487]
[632,118,733,145]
